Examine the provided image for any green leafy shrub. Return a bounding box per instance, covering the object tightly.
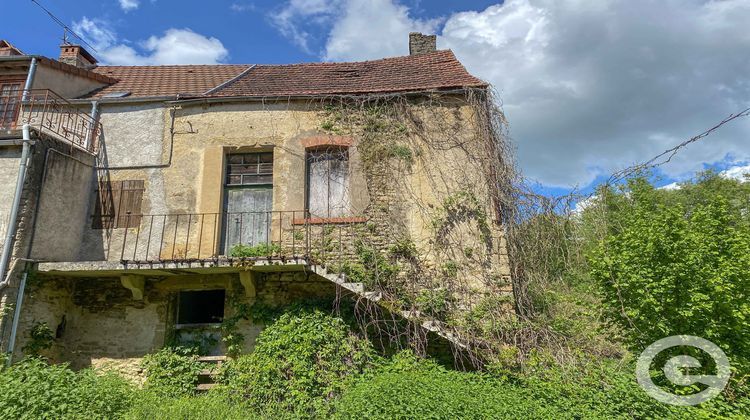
[123,392,262,420]
[338,351,747,419]
[335,351,557,419]
[588,178,750,373]
[22,322,54,356]
[415,288,453,319]
[141,347,203,398]
[216,309,377,416]
[229,242,281,257]
[0,357,135,419]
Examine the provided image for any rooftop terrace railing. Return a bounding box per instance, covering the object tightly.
[106,210,368,264]
[0,89,100,154]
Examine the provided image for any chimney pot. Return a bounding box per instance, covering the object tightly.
[58,44,98,69]
[409,32,436,55]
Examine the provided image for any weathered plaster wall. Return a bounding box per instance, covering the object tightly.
[31,65,106,99]
[30,149,96,261]
[97,103,166,168]
[0,146,21,257]
[80,101,373,261]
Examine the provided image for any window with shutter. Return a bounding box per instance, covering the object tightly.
[92,180,144,229]
[306,148,350,218]
[0,82,22,129]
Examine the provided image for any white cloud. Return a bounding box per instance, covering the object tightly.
[73,17,228,65]
[272,0,750,188]
[721,164,750,182]
[269,0,439,56]
[118,0,139,12]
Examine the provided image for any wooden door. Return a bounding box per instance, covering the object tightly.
[222,152,273,255]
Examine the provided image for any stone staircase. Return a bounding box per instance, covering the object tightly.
[307,265,469,350]
[195,355,226,393]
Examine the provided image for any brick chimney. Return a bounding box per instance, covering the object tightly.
[58,44,98,69]
[409,32,436,55]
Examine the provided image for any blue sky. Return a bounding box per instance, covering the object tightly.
[5,0,750,195]
[6,1,496,64]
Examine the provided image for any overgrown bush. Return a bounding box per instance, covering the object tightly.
[336,350,747,419]
[216,308,377,416]
[0,358,135,419]
[123,392,261,420]
[141,347,203,398]
[588,176,750,374]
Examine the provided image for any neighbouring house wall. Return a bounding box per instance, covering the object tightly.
[15,272,336,381]
[30,148,96,261]
[0,146,21,257]
[0,134,96,351]
[31,65,106,99]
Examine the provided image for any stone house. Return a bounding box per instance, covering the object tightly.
[0,33,512,377]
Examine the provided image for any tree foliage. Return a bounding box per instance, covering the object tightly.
[588,173,750,374]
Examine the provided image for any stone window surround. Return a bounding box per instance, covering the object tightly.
[299,135,364,225]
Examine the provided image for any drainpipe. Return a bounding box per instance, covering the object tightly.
[0,125,33,291]
[5,265,29,365]
[0,57,38,291]
[85,100,99,151]
[21,57,37,102]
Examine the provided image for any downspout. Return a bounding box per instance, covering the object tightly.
[0,124,33,291]
[85,100,100,152]
[0,56,37,291]
[21,57,37,102]
[5,264,29,365]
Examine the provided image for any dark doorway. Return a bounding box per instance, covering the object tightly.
[176,289,226,325]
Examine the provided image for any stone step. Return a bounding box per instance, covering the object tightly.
[363,291,382,301]
[341,282,364,293]
[196,383,216,392]
[197,355,226,363]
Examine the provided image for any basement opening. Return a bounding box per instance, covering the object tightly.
[176,289,226,327]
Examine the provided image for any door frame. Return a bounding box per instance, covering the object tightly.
[219,151,274,255]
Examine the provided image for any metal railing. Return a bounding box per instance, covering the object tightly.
[0,89,100,154]
[107,210,368,264]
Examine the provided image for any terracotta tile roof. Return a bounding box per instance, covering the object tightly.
[211,50,486,97]
[78,50,485,99]
[83,64,250,99]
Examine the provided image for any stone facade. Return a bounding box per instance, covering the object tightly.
[0,45,511,375]
[15,269,337,380]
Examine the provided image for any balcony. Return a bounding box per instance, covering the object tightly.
[99,210,367,265]
[0,89,101,154]
[35,210,367,278]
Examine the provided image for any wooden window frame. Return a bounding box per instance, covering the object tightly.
[304,146,351,219]
[0,80,23,129]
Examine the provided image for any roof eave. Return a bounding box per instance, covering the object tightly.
[170,85,488,106]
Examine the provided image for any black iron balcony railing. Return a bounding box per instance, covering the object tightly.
[107,210,368,264]
[0,89,100,154]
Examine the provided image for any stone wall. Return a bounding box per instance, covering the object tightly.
[13,270,337,380]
